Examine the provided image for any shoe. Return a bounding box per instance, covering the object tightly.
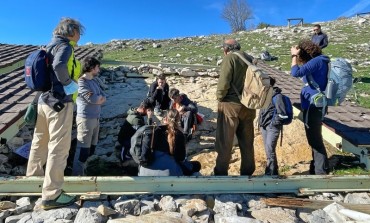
[41,191,76,210]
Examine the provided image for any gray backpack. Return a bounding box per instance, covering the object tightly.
[325,58,353,106]
[129,125,157,167]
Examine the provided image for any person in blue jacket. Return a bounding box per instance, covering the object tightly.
[290,39,330,175]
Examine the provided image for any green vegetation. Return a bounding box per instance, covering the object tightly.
[101,18,370,108]
[332,166,369,175]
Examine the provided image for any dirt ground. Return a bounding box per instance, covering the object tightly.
[190,118,338,176]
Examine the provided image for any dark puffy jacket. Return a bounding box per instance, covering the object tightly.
[147,81,171,109]
[259,87,286,127]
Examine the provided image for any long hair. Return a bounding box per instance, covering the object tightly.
[166,109,180,155]
[297,39,322,64]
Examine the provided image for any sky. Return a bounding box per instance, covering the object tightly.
[1,0,370,46]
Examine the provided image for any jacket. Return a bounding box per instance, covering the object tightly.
[42,35,81,104]
[138,126,186,176]
[147,81,170,109]
[169,94,198,113]
[291,55,330,110]
[126,107,152,130]
[258,87,285,127]
[216,50,254,103]
[312,32,329,49]
[117,107,152,145]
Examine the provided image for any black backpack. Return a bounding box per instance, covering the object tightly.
[117,119,136,145]
[129,125,157,167]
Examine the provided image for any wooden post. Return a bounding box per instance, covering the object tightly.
[287,18,304,28]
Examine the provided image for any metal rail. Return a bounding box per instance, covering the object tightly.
[1,175,369,196]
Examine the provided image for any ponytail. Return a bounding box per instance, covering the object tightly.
[166,109,180,155]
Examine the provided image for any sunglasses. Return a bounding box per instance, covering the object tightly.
[313,29,319,31]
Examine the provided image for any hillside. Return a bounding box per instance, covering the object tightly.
[100,16,370,108]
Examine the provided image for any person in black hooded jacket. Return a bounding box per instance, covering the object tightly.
[258,78,287,175]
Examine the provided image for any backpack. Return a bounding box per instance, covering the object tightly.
[272,94,293,126]
[232,52,274,109]
[325,58,353,106]
[129,124,157,167]
[271,93,293,147]
[24,49,52,91]
[260,51,272,61]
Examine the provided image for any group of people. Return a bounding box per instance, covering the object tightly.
[115,74,201,176]
[25,17,330,210]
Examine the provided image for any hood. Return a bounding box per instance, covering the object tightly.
[127,107,137,116]
[318,54,330,63]
[49,35,70,46]
[273,87,282,96]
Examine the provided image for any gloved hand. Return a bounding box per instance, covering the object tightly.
[63,81,79,95]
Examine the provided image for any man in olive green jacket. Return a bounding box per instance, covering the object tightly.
[214,39,256,176]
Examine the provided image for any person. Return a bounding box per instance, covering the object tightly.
[116,99,153,162]
[72,57,106,176]
[290,39,330,175]
[258,77,285,176]
[147,74,171,116]
[169,88,198,141]
[138,109,201,176]
[26,17,84,210]
[213,39,256,176]
[311,24,328,49]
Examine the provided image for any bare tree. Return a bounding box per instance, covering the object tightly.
[221,0,253,33]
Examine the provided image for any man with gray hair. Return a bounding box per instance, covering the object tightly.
[213,39,256,176]
[26,17,85,210]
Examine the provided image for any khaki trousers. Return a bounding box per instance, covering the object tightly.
[214,102,256,175]
[26,103,73,200]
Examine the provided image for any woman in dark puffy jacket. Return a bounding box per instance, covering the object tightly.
[138,109,201,176]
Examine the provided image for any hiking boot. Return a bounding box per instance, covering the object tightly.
[41,191,76,210]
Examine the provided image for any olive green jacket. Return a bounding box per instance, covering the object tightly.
[216,50,254,103]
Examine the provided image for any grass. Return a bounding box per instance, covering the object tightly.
[332,166,369,175]
[100,17,370,108]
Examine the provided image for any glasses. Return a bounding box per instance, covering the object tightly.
[313,29,319,31]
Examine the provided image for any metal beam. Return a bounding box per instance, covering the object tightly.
[0,175,369,196]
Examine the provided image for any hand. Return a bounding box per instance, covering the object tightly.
[290,46,300,56]
[157,86,163,90]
